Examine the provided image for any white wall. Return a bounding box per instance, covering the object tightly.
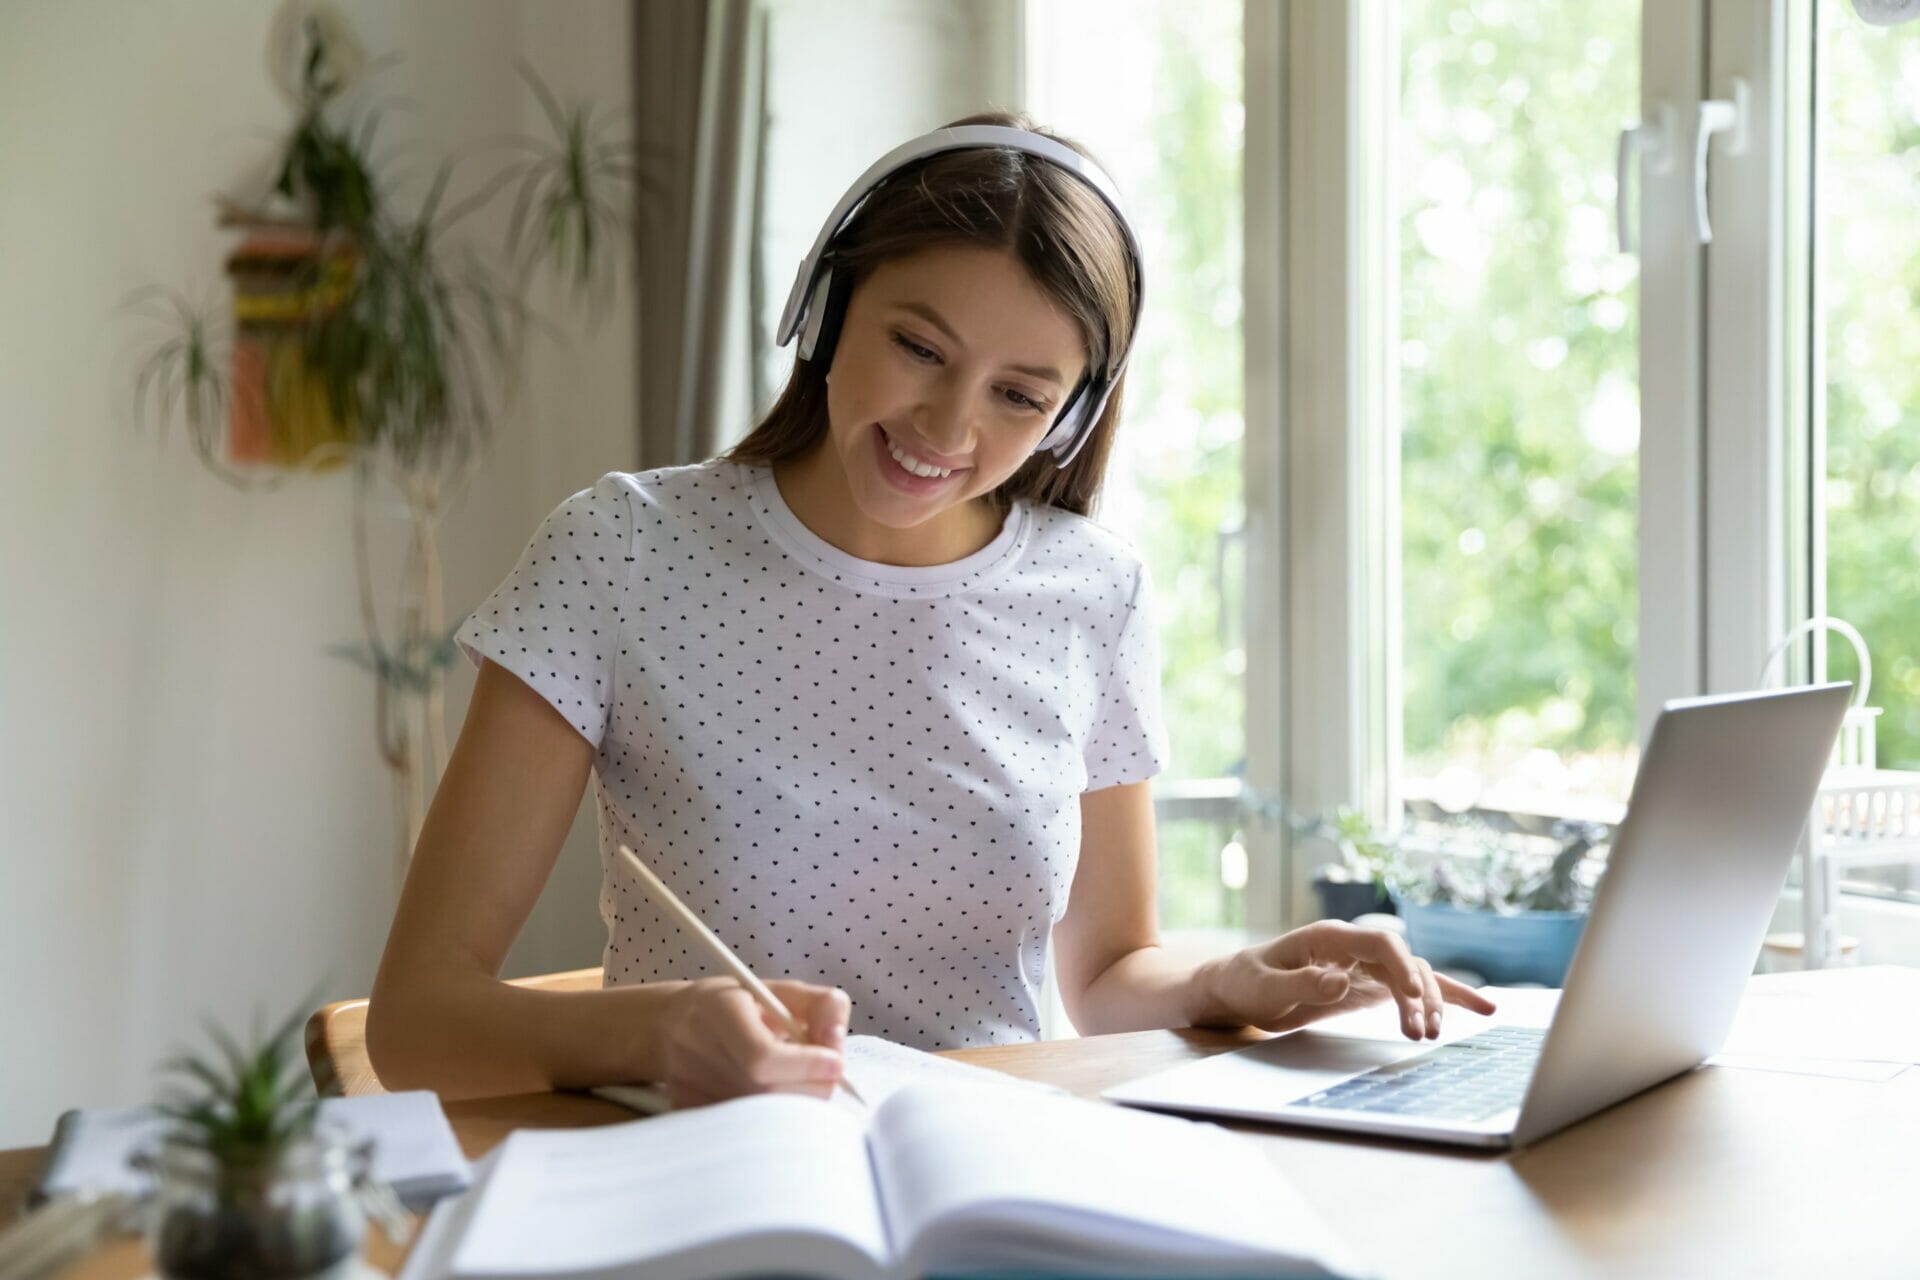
[0,0,634,1147]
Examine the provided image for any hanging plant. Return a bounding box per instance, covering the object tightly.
[128,1,643,877]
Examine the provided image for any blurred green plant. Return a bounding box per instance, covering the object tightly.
[130,288,236,482]
[157,1002,319,1167]
[128,12,642,873]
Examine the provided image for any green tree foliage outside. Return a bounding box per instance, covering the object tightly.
[1135,1,1246,929]
[1820,3,1920,771]
[1124,0,1246,789]
[1399,0,1642,794]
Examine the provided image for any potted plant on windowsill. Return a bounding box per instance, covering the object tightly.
[1387,818,1610,986]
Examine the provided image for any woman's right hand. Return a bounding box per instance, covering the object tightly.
[656,977,852,1108]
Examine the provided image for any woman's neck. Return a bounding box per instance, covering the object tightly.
[771,444,1004,567]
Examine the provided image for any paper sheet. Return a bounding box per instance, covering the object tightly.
[1701,966,1920,1079]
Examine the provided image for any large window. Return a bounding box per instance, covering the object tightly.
[1272,0,1920,959]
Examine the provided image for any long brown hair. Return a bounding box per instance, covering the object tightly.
[722,112,1138,518]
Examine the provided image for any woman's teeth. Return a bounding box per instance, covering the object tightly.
[885,433,954,479]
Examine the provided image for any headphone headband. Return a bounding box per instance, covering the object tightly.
[774,125,1144,467]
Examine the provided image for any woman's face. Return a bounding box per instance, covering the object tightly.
[812,243,1090,549]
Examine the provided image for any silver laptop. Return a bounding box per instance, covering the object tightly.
[1105,684,1851,1149]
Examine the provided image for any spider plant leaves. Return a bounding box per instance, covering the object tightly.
[275,105,379,236]
[502,61,638,315]
[298,181,520,474]
[326,624,462,694]
[137,50,642,489]
[128,287,231,469]
[156,998,322,1162]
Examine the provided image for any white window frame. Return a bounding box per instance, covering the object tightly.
[1243,0,1401,930]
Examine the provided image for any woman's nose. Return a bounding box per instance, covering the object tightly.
[912,389,975,452]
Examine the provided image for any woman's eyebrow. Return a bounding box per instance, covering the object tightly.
[890,300,1067,387]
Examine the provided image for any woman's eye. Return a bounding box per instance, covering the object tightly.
[891,332,938,362]
[1003,388,1049,414]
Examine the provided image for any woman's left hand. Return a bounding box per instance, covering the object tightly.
[1197,920,1497,1040]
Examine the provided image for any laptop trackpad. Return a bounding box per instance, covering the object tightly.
[1109,1032,1428,1112]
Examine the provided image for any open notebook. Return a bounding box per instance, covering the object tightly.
[400,1082,1366,1280]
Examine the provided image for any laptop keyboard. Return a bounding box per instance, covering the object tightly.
[1299,1025,1544,1123]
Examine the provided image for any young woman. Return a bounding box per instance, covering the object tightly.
[368,112,1494,1107]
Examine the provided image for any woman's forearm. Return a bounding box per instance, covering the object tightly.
[367,968,691,1099]
[1062,944,1236,1036]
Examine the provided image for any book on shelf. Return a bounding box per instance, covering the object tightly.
[401,1080,1367,1280]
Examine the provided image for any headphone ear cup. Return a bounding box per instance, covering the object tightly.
[800,268,855,370]
[1037,375,1094,457]
[797,270,834,360]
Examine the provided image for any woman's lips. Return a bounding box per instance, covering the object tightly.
[873,424,964,494]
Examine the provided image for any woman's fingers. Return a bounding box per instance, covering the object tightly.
[1437,971,1499,1015]
[1252,923,1502,1040]
[1418,959,1444,1039]
[669,980,844,1105]
[769,980,852,1050]
[1315,924,1434,1038]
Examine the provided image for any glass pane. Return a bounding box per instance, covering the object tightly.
[1397,0,1641,821]
[1028,0,1246,928]
[1814,0,1920,896]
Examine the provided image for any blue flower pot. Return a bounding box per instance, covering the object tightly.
[1393,896,1589,986]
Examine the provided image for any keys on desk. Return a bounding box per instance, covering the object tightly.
[1300,1025,1544,1122]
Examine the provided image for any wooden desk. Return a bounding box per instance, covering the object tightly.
[7,967,1914,1279]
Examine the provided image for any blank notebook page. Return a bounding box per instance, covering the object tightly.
[449,1094,886,1276]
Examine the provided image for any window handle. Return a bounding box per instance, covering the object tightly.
[1616,104,1676,254]
[1692,79,1750,244]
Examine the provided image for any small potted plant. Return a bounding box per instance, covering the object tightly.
[1302,807,1399,922]
[135,1004,386,1280]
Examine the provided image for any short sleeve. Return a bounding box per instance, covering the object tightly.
[1082,564,1171,792]
[455,474,635,749]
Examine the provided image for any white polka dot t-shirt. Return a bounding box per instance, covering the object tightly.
[455,459,1168,1049]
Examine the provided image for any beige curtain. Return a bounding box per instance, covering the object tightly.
[633,0,766,468]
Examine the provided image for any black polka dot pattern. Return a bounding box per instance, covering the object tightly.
[455,460,1168,1049]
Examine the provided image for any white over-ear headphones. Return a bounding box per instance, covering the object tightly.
[774,124,1145,468]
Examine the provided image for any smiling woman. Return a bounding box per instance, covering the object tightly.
[366,112,1486,1111]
